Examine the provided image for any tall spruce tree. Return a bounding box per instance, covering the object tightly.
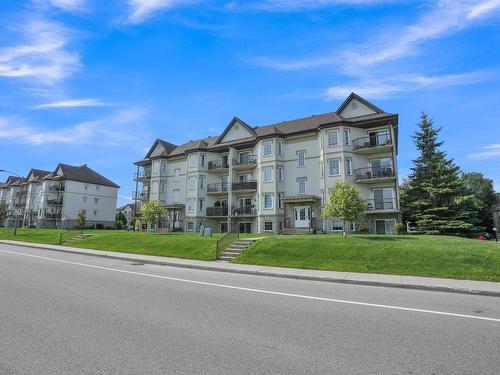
[401,113,472,234]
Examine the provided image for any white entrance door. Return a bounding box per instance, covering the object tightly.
[294,206,310,228]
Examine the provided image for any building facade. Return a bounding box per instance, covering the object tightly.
[133,93,401,234]
[0,164,119,229]
[116,203,135,227]
[493,194,500,240]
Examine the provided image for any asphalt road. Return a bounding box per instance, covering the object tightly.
[1,243,500,375]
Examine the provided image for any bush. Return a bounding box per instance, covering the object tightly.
[357,223,370,233]
[393,223,406,235]
[115,220,124,230]
[95,223,104,230]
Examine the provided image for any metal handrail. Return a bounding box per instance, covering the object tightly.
[232,181,257,191]
[206,206,229,217]
[232,206,257,216]
[207,183,229,193]
[366,198,397,211]
[208,160,229,170]
[233,154,257,166]
[354,167,394,180]
[59,226,81,245]
[352,132,391,150]
[216,224,240,259]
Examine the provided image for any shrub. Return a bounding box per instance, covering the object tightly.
[115,220,124,230]
[393,223,406,235]
[357,223,370,233]
[95,223,104,230]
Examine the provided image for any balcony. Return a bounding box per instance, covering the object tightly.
[47,198,63,206]
[49,185,65,192]
[134,191,149,200]
[366,198,398,213]
[232,180,257,192]
[44,213,62,219]
[134,171,152,181]
[207,183,228,194]
[233,154,257,170]
[208,159,229,173]
[354,167,395,183]
[352,133,392,154]
[232,206,257,216]
[206,206,229,217]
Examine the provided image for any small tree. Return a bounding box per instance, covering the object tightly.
[323,181,367,237]
[77,209,87,234]
[140,201,166,232]
[116,211,127,227]
[0,202,7,227]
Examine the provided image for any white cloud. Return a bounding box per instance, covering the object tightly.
[33,98,109,109]
[467,0,500,19]
[0,18,80,84]
[49,0,87,12]
[0,108,148,146]
[467,144,500,160]
[126,0,198,23]
[248,0,395,11]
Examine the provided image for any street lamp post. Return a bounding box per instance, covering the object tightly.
[0,169,23,236]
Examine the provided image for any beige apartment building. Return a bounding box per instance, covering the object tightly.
[133,93,401,234]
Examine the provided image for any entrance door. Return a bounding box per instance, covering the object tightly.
[239,222,252,233]
[294,206,310,228]
[375,219,396,234]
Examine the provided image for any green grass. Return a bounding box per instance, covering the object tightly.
[234,234,500,281]
[0,228,221,261]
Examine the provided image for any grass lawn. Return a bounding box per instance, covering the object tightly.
[234,234,500,281]
[0,228,221,261]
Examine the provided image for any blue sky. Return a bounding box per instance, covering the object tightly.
[1,0,499,206]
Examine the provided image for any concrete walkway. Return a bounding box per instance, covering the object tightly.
[2,239,500,297]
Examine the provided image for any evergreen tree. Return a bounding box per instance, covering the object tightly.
[460,172,496,231]
[401,113,472,234]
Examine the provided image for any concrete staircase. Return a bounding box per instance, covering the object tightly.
[62,233,94,244]
[218,239,255,262]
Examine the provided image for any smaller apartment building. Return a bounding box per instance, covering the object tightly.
[0,164,119,229]
[133,93,401,234]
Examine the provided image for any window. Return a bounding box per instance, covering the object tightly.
[187,199,195,212]
[153,161,160,174]
[187,222,194,231]
[276,140,283,156]
[188,176,196,189]
[189,154,198,168]
[94,197,99,204]
[297,177,307,195]
[263,141,273,157]
[264,194,273,209]
[198,198,204,212]
[344,129,351,146]
[161,161,167,173]
[278,192,284,209]
[160,180,167,193]
[277,166,284,182]
[328,159,341,176]
[84,184,88,190]
[345,158,352,176]
[297,151,305,167]
[174,168,180,182]
[262,166,273,182]
[199,175,205,189]
[173,189,180,203]
[93,210,97,216]
[95,185,100,191]
[82,196,87,203]
[200,154,206,167]
[327,129,340,147]
[332,218,343,231]
[264,221,273,231]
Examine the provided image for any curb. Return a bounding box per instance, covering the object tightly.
[2,240,499,297]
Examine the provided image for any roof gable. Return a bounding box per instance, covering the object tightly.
[216,117,256,144]
[145,139,177,159]
[337,92,385,119]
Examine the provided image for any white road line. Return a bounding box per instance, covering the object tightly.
[1,248,499,323]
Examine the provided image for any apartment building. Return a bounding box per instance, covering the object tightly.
[116,203,135,226]
[133,93,400,234]
[0,164,119,229]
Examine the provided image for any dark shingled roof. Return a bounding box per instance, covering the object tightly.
[52,164,120,188]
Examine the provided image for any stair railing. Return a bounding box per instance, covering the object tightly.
[216,224,240,259]
[59,226,81,245]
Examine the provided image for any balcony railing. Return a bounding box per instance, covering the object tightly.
[233,154,257,167]
[232,180,257,191]
[366,198,397,211]
[133,191,149,200]
[134,171,152,180]
[208,159,229,170]
[44,213,62,219]
[232,206,257,216]
[49,185,65,192]
[352,132,392,151]
[207,183,229,193]
[355,167,394,181]
[206,206,229,217]
[47,198,63,205]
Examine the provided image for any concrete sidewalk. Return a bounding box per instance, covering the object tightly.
[2,239,500,297]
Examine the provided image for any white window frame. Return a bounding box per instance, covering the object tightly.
[297,177,307,195]
[263,141,273,157]
[276,140,283,156]
[187,222,194,231]
[189,154,198,168]
[278,192,284,209]
[187,199,195,212]
[327,129,340,147]
[344,128,351,146]
[264,221,273,231]
[198,198,204,212]
[188,176,196,190]
[277,166,284,182]
[200,154,206,168]
[345,157,352,176]
[199,175,205,189]
[297,150,306,167]
[328,158,341,176]
[263,194,273,209]
[173,189,180,203]
[174,168,180,182]
[262,166,273,182]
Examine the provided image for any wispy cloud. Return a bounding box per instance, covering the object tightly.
[467,0,500,19]
[0,17,80,85]
[245,0,395,11]
[33,98,110,109]
[126,0,199,23]
[467,144,500,160]
[0,108,148,147]
[49,0,87,12]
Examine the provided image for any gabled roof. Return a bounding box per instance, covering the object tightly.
[27,168,51,182]
[215,117,257,144]
[145,138,178,159]
[336,92,385,115]
[53,163,120,188]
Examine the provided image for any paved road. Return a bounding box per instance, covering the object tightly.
[1,243,500,375]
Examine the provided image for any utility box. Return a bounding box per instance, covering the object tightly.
[203,228,213,237]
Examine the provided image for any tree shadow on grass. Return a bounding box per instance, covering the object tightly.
[355,236,418,241]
